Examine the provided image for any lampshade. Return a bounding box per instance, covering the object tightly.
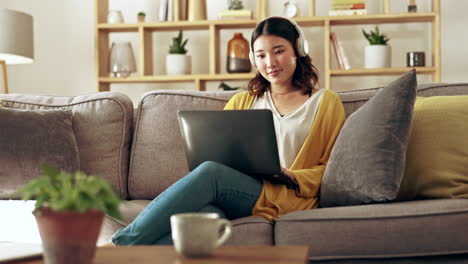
[0,9,34,64]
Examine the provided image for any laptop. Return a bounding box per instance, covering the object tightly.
[177,109,298,189]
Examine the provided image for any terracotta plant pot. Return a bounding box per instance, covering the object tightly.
[35,208,104,264]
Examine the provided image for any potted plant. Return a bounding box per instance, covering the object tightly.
[228,0,244,10]
[362,26,391,68]
[137,11,146,23]
[15,165,122,264]
[166,30,191,75]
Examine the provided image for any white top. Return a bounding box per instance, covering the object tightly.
[251,89,325,168]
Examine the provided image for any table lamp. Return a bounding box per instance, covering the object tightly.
[0,9,34,94]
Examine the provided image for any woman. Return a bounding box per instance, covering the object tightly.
[112,16,345,245]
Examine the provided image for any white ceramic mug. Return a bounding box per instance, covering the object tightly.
[170,213,232,258]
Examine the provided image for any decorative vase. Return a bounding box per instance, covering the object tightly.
[109,42,137,77]
[107,10,124,24]
[188,0,207,21]
[364,45,391,69]
[35,208,104,264]
[227,33,251,73]
[166,54,191,75]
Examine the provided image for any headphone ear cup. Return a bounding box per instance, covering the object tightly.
[303,39,310,56]
[296,37,305,57]
[249,50,256,68]
[291,21,308,57]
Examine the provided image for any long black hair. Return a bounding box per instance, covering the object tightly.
[247,17,319,96]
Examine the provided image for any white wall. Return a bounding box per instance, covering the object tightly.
[1,0,467,103]
[1,0,94,96]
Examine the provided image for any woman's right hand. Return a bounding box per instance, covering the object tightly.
[281,168,296,182]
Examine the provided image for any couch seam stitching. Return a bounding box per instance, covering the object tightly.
[275,209,468,222]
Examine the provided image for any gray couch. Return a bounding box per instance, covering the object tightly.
[1,83,468,263]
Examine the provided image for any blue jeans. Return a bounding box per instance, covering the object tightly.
[112,161,263,245]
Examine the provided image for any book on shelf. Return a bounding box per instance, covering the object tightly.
[218,9,252,20]
[159,0,168,21]
[177,0,188,20]
[331,0,365,6]
[329,9,367,16]
[167,0,174,21]
[329,0,366,16]
[330,32,350,70]
[331,3,366,10]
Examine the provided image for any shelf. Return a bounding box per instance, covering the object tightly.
[95,0,441,91]
[99,67,434,83]
[97,20,259,33]
[99,73,255,83]
[330,67,437,76]
[97,13,436,33]
[289,17,325,27]
[328,12,436,25]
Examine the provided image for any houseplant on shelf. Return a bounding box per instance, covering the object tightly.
[137,11,146,23]
[15,165,122,264]
[228,0,244,10]
[362,26,391,69]
[166,30,191,75]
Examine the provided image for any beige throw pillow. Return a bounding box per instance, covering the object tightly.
[397,95,468,200]
[0,107,79,199]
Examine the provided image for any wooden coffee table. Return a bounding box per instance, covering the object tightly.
[10,245,309,264]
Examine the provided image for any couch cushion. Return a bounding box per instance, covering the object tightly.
[0,108,79,199]
[98,200,273,246]
[320,70,417,207]
[0,92,133,198]
[225,216,273,246]
[98,200,149,246]
[275,199,468,260]
[416,82,468,97]
[128,90,237,199]
[397,95,468,200]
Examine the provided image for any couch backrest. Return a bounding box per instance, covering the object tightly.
[337,83,468,117]
[128,90,237,199]
[128,83,468,199]
[0,92,133,199]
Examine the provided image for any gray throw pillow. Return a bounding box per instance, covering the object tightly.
[0,107,79,199]
[320,70,417,207]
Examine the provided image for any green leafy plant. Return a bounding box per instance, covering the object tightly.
[362,26,390,45]
[137,11,146,16]
[15,165,122,220]
[169,30,188,54]
[228,0,244,10]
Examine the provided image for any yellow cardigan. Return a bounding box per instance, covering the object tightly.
[224,90,345,221]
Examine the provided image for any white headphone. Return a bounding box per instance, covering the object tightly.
[249,16,310,68]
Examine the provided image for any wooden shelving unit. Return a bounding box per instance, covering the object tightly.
[95,0,441,92]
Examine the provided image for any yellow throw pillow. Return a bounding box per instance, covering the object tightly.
[397,96,468,200]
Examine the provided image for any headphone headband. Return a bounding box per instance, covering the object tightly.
[249,16,310,68]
